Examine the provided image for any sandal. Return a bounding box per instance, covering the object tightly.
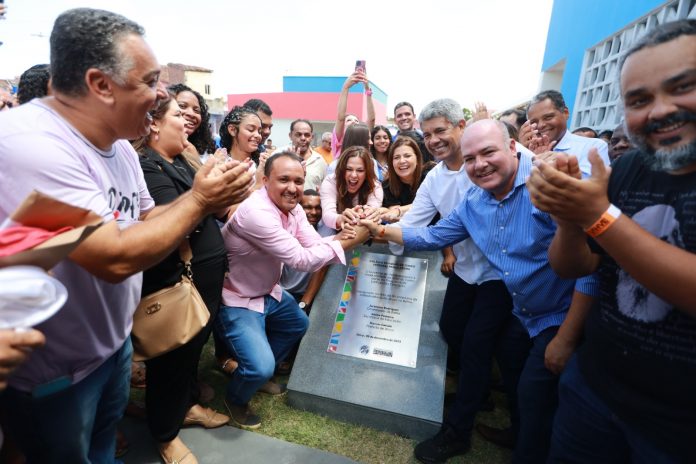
[217,356,238,375]
[115,430,129,458]
[159,437,198,464]
[130,361,146,389]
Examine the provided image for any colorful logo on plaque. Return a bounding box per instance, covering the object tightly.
[327,250,361,353]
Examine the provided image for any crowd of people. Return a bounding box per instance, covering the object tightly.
[0,6,694,464]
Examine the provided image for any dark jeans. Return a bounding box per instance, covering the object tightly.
[549,356,678,463]
[145,258,225,443]
[1,340,132,464]
[440,278,514,439]
[497,320,560,464]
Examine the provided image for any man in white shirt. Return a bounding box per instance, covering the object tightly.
[280,119,327,191]
[387,99,515,463]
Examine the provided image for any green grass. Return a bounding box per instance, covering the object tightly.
[131,340,512,464]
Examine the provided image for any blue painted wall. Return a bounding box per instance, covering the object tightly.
[542,0,665,118]
[282,76,388,105]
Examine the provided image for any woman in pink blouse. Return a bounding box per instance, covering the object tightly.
[319,146,383,232]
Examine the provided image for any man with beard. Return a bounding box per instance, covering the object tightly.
[369,119,597,463]
[527,19,696,463]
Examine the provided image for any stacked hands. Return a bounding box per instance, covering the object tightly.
[526,148,612,231]
[335,205,380,241]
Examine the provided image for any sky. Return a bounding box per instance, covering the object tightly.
[0,0,554,114]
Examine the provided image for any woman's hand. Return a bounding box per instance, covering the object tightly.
[340,207,362,227]
[380,206,402,223]
[343,71,367,90]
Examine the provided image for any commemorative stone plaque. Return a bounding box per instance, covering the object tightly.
[287,243,448,440]
[327,250,427,368]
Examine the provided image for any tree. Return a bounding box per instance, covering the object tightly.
[462,107,473,120]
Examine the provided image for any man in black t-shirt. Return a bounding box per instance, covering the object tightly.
[527,19,696,463]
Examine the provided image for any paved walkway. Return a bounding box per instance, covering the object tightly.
[120,417,359,464]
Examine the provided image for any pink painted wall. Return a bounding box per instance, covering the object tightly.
[227,92,387,125]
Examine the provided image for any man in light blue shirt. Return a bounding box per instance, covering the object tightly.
[365,119,597,464]
[525,90,609,177]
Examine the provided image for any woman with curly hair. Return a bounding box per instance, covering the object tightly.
[168,84,216,163]
[319,146,383,233]
[219,105,267,187]
[132,93,235,464]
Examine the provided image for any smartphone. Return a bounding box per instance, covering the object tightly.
[355,60,366,74]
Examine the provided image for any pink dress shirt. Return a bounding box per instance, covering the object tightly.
[319,174,384,230]
[222,187,346,313]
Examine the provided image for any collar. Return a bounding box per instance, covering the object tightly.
[553,130,572,151]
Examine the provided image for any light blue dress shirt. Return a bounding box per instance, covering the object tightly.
[402,153,598,337]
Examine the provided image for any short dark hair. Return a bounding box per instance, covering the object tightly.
[598,130,614,139]
[303,189,320,197]
[243,98,272,116]
[264,151,303,177]
[394,101,415,115]
[572,126,598,137]
[50,8,145,96]
[17,64,51,104]
[501,121,519,142]
[620,19,696,73]
[290,119,313,133]
[500,108,527,127]
[527,90,567,114]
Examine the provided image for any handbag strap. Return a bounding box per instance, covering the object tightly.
[179,237,194,280]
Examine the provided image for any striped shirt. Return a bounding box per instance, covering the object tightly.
[402,153,597,337]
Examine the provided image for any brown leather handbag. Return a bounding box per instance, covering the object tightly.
[131,239,210,361]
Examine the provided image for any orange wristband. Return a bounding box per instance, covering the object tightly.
[378,225,386,238]
[584,204,621,238]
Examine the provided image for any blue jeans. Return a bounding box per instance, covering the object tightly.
[549,356,678,463]
[1,340,132,464]
[215,290,308,405]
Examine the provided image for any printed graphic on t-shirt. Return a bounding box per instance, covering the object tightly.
[107,187,141,222]
[616,204,681,323]
[602,173,696,367]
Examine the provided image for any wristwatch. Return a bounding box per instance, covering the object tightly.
[298,302,307,310]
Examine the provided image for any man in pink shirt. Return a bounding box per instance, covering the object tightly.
[218,152,368,428]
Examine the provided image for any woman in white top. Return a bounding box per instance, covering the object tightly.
[320,146,383,233]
